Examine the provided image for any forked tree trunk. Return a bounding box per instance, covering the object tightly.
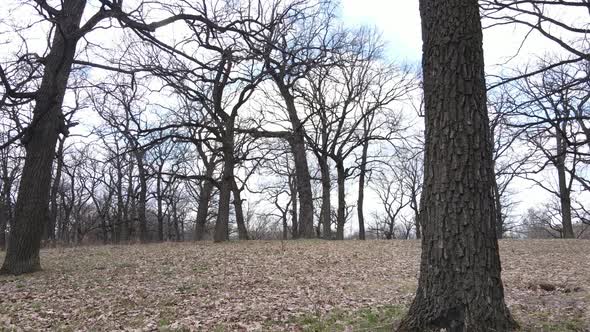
[397,0,517,330]
[274,80,314,238]
[1,0,86,275]
[194,163,215,241]
[232,180,249,240]
[214,136,234,242]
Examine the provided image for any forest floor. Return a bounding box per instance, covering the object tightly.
[0,240,589,331]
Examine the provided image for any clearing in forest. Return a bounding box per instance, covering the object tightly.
[0,240,588,331]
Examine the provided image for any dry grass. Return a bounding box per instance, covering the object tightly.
[0,240,588,331]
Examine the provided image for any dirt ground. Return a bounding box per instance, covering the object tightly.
[0,240,588,331]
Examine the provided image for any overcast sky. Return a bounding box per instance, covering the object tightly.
[338,0,581,223]
[339,0,566,70]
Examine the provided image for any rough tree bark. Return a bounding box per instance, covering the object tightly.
[397,0,518,330]
[0,0,86,275]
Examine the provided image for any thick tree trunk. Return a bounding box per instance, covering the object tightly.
[1,0,86,275]
[194,163,215,241]
[214,137,234,242]
[274,81,314,238]
[317,155,332,239]
[335,161,346,240]
[555,123,574,238]
[357,140,369,240]
[397,0,517,330]
[232,179,249,240]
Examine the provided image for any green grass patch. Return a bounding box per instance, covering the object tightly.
[295,305,406,332]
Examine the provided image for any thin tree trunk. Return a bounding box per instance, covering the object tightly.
[357,140,369,240]
[397,0,517,330]
[556,122,574,238]
[114,164,124,244]
[335,161,346,240]
[289,174,299,238]
[47,137,65,242]
[491,164,504,239]
[172,200,180,241]
[1,0,86,275]
[156,175,164,242]
[232,179,249,240]
[0,157,11,250]
[123,159,135,241]
[317,155,332,239]
[134,151,148,243]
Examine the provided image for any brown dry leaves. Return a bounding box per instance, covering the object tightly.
[0,240,588,331]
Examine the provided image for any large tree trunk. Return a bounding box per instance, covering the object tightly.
[232,179,249,240]
[357,139,369,240]
[335,161,346,240]
[274,80,314,238]
[214,137,234,242]
[1,0,86,275]
[397,0,517,330]
[555,122,574,238]
[194,163,215,241]
[317,154,332,239]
